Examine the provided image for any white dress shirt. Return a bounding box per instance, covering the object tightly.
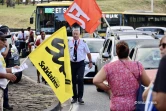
[68,39,90,62]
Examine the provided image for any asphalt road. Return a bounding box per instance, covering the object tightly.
[21,58,110,111]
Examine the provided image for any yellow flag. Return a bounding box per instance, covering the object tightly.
[28,27,73,103]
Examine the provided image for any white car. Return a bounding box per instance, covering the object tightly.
[135,26,166,39]
[83,38,105,80]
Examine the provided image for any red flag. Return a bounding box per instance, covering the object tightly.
[64,0,102,33]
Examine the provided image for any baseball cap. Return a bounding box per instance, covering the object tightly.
[0,25,9,34]
[0,31,10,41]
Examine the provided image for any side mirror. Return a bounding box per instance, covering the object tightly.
[30,17,34,24]
[102,52,110,58]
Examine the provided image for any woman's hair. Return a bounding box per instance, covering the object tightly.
[116,41,129,59]
[160,35,166,44]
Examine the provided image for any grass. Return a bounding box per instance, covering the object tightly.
[0,0,166,29]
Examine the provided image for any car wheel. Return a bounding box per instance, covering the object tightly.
[96,87,104,92]
[13,71,22,83]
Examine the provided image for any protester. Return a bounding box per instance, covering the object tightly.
[143,36,166,111]
[0,26,15,110]
[93,41,150,110]
[68,26,92,104]
[0,31,18,111]
[34,31,46,83]
[27,27,34,53]
[17,29,27,56]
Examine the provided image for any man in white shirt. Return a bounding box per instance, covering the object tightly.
[0,31,17,111]
[68,27,92,104]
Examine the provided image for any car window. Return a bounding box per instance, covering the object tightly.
[86,40,104,53]
[136,48,160,69]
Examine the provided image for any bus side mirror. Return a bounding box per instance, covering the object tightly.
[30,17,34,24]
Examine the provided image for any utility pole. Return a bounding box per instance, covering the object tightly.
[151,0,154,12]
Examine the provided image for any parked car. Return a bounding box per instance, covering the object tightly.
[83,38,105,80]
[135,27,166,39]
[96,32,155,72]
[129,41,160,81]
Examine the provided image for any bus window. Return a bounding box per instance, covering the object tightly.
[36,6,72,35]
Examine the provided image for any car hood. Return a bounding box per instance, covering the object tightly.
[85,53,99,63]
[145,69,157,81]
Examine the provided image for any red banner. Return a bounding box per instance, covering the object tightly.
[64,0,102,33]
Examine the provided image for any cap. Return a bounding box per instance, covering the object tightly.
[0,31,11,41]
[0,25,9,34]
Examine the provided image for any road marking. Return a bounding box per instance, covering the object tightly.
[69,103,79,111]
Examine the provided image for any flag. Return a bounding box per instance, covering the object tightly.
[145,84,158,111]
[28,27,73,104]
[64,0,102,33]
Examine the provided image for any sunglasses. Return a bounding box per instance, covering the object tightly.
[159,43,166,48]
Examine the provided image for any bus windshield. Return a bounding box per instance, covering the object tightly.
[36,6,72,35]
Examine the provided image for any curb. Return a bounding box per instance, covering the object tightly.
[22,74,72,111]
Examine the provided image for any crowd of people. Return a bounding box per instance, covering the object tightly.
[1,23,166,111]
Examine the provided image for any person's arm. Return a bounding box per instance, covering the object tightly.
[93,66,110,91]
[142,81,154,101]
[1,42,9,58]
[152,56,166,110]
[141,69,150,87]
[0,72,17,82]
[6,68,12,73]
[87,53,93,68]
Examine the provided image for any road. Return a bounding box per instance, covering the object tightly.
[21,58,110,111]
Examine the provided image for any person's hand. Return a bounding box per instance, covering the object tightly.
[4,41,9,48]
[89,62,93,69]
[13,65,20,69]
[5,73,17,82]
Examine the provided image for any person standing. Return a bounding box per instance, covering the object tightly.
[17,29,27,56]
[27,27,34,53]
[34,31,46,83]
[93,41,150,110]
[68,27,92,104]
[143,36,166,111]
[0,31,17,111]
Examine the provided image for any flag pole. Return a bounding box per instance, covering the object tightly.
[102,14,115,38]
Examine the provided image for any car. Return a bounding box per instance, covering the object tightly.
[96,32,155,72]
[129,41,160,81]
[6,36,20,67]
[83,38,105,80]
[135,27,166,39]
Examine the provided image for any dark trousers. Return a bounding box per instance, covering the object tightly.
[18,41,26,55]
[71,60,85,99]
[3,85,9,107]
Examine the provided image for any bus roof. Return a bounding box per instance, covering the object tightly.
[36,1,72,6]
[123,12,166,16]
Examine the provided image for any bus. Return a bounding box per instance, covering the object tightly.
[30,1,72,37]
[97,12,166,38]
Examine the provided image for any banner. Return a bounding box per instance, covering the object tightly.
[64,0,102,33]
[28,27,73,103]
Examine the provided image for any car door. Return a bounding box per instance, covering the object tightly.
[96,38,114,71]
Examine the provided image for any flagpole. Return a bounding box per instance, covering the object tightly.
[102,14,115,38]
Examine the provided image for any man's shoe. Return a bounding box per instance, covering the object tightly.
[71,99,77,104]
[3,105,13,110]
[78,98,84,104]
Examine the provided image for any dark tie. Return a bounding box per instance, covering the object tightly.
[74,40,77,61]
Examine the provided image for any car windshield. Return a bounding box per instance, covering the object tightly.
[136,48,160,69]
[86,40,104,53]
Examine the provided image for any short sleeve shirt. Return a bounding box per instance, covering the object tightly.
[68,39,90,62]
[153,55,166,93]
[0,53,8,89]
